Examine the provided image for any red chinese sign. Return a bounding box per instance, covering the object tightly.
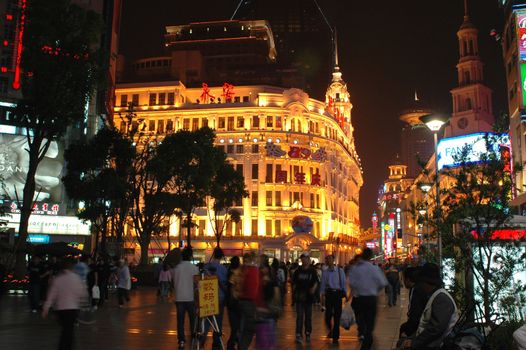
[294,172,306,184]
[288,146,312,159]
[275,170,287,183]
[311,172,321,186]
[221,83,235,102]
[200,83,215,103]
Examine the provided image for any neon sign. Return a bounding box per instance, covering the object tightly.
[12,0,26,90]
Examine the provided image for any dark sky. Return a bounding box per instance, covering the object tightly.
[119,0,506,228]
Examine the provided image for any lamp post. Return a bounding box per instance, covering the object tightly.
[420,114,448,271]
[418,182,432,255]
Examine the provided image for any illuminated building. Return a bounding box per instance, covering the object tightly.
[499,1,526,214]
[115,64,363,263]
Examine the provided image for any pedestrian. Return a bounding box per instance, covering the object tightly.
[158,263,172,301]
[348,248,388,350]
[320,254,348,344]
[96,258,111,307]
[399,267,428,340]
[73,256,89,286]
[401,263,458,350]
[117,259,131,308]
[173,247,199,349]
[28,255,45,312]
[386,263,400,306]
[42,257,88,350]
[292,252,319,344]
[238,251,260,350]
[226,255,242,350]
[87,257,99,309]
[201,247,228,349]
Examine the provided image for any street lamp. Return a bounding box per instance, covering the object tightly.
[418,181,432,253]
[420,114,448,271]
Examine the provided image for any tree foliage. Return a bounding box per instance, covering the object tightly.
[10,0,101,277]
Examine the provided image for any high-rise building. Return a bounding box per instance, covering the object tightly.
[500,0,526,213]
[445,3,495,137]
[399,97,434,179]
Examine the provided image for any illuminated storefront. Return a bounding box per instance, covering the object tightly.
[115,66,363,263]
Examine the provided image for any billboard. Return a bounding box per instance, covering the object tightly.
[0,133,63,202]
[437,133,510,171]
[517,11,526,61]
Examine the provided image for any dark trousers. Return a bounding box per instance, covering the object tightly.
[28,283,41,310]
[117,288,129,306]
[175,301,196,343]
[325,290,343,340]
[56,309,78,350]
[387,282,399,306]
[98,281,108,306]
[351,296,377,350]
[239,300,256,350]
[295,301,313,336]
[202,301,224,348]
[227,300,241,350]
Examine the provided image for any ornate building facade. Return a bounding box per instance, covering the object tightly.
[114,67,363,263]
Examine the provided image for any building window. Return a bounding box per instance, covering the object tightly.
[251,191,258,206]
[275,192,281,206]
[251,219,258,236]
[243,96,249,102]
[192,118,199,131]
[158,120,164,133]
[201,118,208,128]
[198,220,206,235]
[166,120,174,132]
[149,120,155,131]
[276,116,282,129]
[158,93,166,105]
[266,164,273,182]
[120,95,128,107]
[227,144,234,154]
[266,116,273,128]
[252,115,259,129]
[251,144,259,153]
[266,191,272,206]
[132,94,139,106]
[235,221,242,236]
[316,194,320,209]
[237,117,244,128]
[183,118,190,130]
[275,220,281,236]
[218,117,226,129]
[167,92,175,105]
[227,117,235,131]
[149,93,157,105]
[236,145,244,153]
[251,164,258,180]
[310,193,315,208]
[266,220,272,236]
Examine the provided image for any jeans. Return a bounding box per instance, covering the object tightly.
[325,290,343,340]
[238,300,256,350]
[295,301,313,336]
[56,309,79,350]
[227,300,241,350]
[159,281,170,298]
[387,283,398,306]
[117,288,130,306]
[351,296,377,350]
[176,301,196,343]
[28,283,41,310]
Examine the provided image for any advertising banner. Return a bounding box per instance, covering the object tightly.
[517,11,526,60]
[195,275,219,317]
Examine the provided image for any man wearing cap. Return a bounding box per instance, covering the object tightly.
[292,252,319,344]
[348,248,388,350]
[401,263,458,350]
[320,254,348,344]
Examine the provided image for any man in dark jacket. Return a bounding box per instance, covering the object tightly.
[399,267,428,338]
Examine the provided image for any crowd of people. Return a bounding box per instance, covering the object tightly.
[25,246,526,350]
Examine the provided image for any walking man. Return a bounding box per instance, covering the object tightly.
[348,248,388,350]
[117,259,131,308]
[292,252,319,344]
[173,247,199,349]
[320,254,348,344]
[43,257,87,350]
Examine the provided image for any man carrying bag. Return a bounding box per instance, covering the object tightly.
[320,254,348,344]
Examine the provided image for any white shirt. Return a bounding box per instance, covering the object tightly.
[173,261,199,302]
[348,260,388,297]
[43,270,87,311]
[117,265,131,290]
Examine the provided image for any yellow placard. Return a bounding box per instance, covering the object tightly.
[194,275,219,317]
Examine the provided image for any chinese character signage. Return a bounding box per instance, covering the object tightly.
[195,276,219,317]
[264,142,327,162]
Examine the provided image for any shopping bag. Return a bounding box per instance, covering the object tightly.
[340,302,355,330]
[92,285,100,300]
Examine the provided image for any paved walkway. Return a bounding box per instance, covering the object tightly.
[0,286,408,350]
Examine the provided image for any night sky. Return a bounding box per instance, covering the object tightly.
[119,0,506,228]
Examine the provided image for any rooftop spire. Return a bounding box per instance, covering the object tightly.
[331,27,342,82]
[464,0,469,21]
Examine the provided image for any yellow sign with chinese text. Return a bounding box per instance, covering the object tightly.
[195,275,219,317]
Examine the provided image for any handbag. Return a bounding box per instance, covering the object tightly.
[92,285,100,300]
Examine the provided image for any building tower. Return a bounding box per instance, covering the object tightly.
[325,31,354,141]
[447,0,495,137]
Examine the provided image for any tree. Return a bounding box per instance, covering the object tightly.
[10,0,101,276]
[62,127,135,255]
[150,127,226,248]
[207,162,248,247]
[437,133,526,329]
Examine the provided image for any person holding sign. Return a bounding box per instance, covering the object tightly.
[173,248,199,349]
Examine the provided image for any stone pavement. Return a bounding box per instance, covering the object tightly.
[0,286,408,350]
